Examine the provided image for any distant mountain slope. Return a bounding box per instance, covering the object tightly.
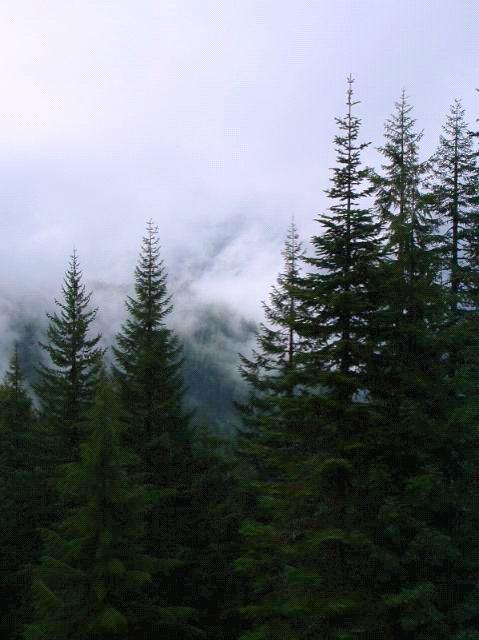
[6,301,255,435]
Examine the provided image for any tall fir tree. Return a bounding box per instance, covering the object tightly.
[237,78,387,640]
[238,218,306,457]
[188,426,246,640]
[278,75,384,638]
[365,92,479,638]
[35,251,103,462]
[429,99,479,312]
[371,91,446,462]
[23,378,179,640]
[0,345,33,432]
[429,98,479,639]
[302,75,383,402]
[113,221,197,637]
[374,90,441,345]
[113,221,189,451]
[0,347,47,639]
[234,219,308,640]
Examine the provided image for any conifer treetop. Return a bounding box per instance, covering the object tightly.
[125,219,172,332]
[376,91,424,227]
[3,343,25,399]
[263,217,304,333]
[39,250,103,369]
[432,99,478,208]
[430,99,479,306]
[0,343,33,425]
[240,218,305,387]
[113,219,188,443]
[35,250,104,458]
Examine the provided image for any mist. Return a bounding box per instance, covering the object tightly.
[0,0,477,425]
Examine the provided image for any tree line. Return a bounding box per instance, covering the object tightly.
[1,78,479,638]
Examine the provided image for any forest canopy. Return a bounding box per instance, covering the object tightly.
[1,80,479,639]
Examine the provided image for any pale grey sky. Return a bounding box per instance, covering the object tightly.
[0,0,477,348]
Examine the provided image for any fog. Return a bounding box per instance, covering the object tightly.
[0,0,477,376]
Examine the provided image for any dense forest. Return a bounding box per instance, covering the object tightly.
[1,78,479,639]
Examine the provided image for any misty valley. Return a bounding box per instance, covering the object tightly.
[2,80,479,640]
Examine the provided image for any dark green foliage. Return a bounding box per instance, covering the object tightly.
[373,91,442,368]
[425,100,479,637]
[270,77,385,639]
[113,221,198,637]
[345,91,479,637]
[113,221,190,466]
[301,76,383,408]
[0,346,34,435]
[370,91,444,422]
[234,215,314,638]
[35,251,103,462]
[0,348,47,639]
[1,79,479,640]
[188,426,246,640]
[237,82,479,640]
[236,79,387,639]
[429,99,479,310]
[8,305,250,437]
[23,379,184,640]
[239,218,306,451]
[350,91,479,637]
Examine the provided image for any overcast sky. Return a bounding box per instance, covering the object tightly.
[0,0,477,345]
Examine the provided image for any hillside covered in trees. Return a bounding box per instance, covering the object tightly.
[2,80,479,639]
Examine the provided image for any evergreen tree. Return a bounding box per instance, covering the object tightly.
[236,81,479,640]
[234,219,307,638]
[274,76,384,638]
[302,75,383,401]
[35,251,103,462]
[113,221,189,463]
[0,345,33,431]
[430,99,479,311]
[113,221,197,637]
[237,75,386,638]
[371,90,446,477]
[374,90,441,340]
[188,426,246,640]
[24,379,190,640]
[0,347,46,639]
[429,98,479,639]
[238,218,306,456]
[364,93,479,638]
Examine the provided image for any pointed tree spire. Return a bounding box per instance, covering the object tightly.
[373,91,442,363]
[237,218,305,466]
[430,98,479,311]
[303,74,382,397]
[237,79,386,640]
[375,90,428,262]
[113,221,197,633]
[113,220,187,449]
[35,250,104,462]
[241,216,305,383]
[2,343,30,418]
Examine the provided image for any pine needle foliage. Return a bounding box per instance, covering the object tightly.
[23,379,171,640]
[237,76,386,637]
[113,221,198,637]
[0,347,44,639]
[238,218,306,464]
[113,221,190,473]
[35,251,103,462]
[235,219,308,639]
[429,99,479,311]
